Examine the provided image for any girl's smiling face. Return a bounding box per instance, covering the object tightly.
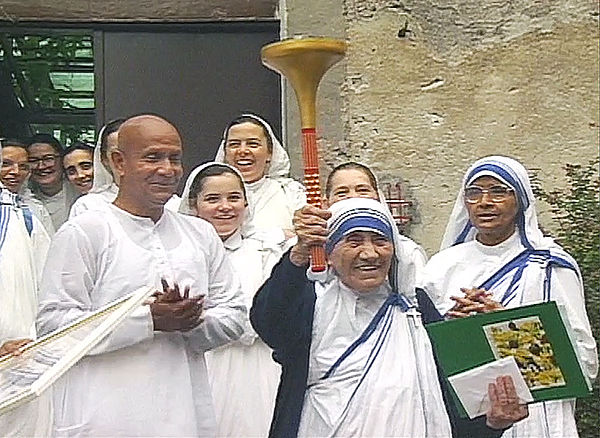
[194,172,247,240]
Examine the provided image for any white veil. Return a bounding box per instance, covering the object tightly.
[379,196,425,304]
[214,113,291,179]
[179,161,255,237]
[89,124,118,195]
[326,197,417,302]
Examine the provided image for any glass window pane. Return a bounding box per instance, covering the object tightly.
[0,32,95,145]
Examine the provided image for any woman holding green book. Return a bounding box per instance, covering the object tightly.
[420,155,597,438]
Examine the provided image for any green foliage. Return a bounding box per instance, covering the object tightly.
[0,33,95,145]
[31,123,95,147]
[1,34,94,110]
[533,160,599,438]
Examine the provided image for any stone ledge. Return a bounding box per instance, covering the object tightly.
[0,0,277,22]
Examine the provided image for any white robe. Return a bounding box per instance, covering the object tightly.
[206,230,288,437]
[36,204,246,437]
[30,180,78,230]
[245,176,306,231]
[298,278,452,437]
[420,232,598,438]
[18,187,55,236]
[69,182,182,219]
[0,201,50,340]
[0,197,52,437]
[67,183,118,218]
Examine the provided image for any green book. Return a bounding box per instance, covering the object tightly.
[426,301,591,416]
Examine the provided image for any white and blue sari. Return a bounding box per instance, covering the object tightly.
[0,170,52,437]
[298,198,452,437]
[421,156,597,438]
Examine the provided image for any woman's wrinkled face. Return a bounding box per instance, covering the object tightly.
[194,173,247,240]
[328,231,394,293]
[224,122,272,183]
[63,149,94,194]
[27,142,63,189]
[326,168,378,206]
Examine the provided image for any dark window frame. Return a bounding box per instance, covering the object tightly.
[0,20,280,139]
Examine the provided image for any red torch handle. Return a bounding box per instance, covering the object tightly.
[301,128,326,272]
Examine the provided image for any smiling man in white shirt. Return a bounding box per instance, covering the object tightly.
[37,114,246,437]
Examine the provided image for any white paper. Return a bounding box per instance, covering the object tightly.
[0,286,155,415]
[448,356,533,419]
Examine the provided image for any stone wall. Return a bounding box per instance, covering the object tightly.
[286,0,599,254]
[0,0,276,22]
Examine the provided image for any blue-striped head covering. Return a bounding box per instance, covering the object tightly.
[441,155,550,250]
[325,198,394,254]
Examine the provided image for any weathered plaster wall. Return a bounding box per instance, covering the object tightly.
[0,0,276,21]
[286,0,599,254]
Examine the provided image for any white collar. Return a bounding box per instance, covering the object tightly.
[245,175,269,192]
[109,203,167,227]
[472,230,521,255]
[223,229,243,251]
[337,277,390,303]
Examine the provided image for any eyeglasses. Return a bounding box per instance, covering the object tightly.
[464,185,514,203]
[28,154,60,168]
[1,160,30,172]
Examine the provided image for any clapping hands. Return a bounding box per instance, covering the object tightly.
[150,279,205,332]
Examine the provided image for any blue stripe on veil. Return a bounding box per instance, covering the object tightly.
[0,204,11,250]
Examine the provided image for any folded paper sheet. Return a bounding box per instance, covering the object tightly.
[448,356,533,418]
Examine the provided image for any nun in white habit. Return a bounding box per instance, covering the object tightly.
[70,120,181,218]
[180,162,291,437]
[69,120,121,217]
[299,198,451,437]
[0,148,52,437]
[251,197,464,437]
[420,155,598,438]
[215,113,306,232]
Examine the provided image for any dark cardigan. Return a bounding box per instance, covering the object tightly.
[250,251,507,438]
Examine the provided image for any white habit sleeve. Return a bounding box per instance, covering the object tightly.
[550,266,598,381]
